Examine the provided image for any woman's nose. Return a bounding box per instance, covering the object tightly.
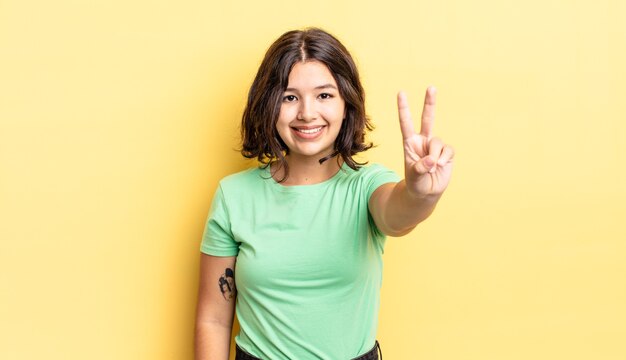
[297,98,318,121]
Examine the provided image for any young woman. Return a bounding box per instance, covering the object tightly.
[195,28,454,360]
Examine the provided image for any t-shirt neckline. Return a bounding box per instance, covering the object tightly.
[263,162,351,192]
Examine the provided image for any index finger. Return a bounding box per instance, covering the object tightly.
[397,91,416,140]
[420,86,437,137]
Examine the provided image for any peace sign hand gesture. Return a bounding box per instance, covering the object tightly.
[398,87,454,199]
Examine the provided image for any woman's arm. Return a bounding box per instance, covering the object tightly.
[369,181,442,237]
[369,87,454,237]
[195,254,237,360]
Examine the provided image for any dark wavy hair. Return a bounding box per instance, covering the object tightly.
[240,27,374,182]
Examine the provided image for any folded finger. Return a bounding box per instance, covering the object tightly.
[437,145,455,166]
[427,137,444,163]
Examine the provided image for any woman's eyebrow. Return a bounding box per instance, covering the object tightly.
[314,84,338,90]
[285,84,338,92]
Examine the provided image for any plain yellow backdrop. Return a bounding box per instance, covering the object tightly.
[1,0,625,359]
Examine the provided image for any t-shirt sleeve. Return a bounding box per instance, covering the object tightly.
[363,164,401,246]
[364,163,401,200]
[200,184,239,257]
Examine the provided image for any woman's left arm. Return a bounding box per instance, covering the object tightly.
[369,87,455,237]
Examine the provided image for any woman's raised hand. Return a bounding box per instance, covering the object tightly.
[398,87,454,198]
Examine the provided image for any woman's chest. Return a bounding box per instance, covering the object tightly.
[230,191,379,293]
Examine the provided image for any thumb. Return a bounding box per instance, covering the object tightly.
[413,156,436,175]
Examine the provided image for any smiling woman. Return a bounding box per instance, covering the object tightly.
[239,28,374,184]
[275,61,346,177]
[195,27,454,360]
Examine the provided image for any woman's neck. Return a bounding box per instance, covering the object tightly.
[272,154,343,186]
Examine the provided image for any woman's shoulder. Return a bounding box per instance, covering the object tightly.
[345,162,397,178]
[218,165,268,190]
[341,162,400,190]
[360,162,394,172]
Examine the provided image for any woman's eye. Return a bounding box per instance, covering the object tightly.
[319,93,333,100]
[283,95,297,102]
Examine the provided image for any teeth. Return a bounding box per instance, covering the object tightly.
[296,127,323,134]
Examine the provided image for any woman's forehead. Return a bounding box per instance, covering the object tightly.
[286,60,337,90]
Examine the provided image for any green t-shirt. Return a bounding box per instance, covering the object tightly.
[201,163,400,359]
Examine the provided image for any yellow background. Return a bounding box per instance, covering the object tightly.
[1,0,625,359]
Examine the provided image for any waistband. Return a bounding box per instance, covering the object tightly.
[235,341,382,360]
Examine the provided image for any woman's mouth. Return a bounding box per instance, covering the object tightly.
[291,126,325,139]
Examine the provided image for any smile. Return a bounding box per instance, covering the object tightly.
[290,126,326,139]
[293,127,324,134]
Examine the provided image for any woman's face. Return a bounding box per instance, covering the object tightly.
[276,60,346,162]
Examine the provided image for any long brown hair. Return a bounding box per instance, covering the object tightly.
[240,27,373,182]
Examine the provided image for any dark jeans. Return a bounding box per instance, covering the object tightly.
[235,341,382,360]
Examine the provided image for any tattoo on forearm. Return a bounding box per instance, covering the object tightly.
[218,268,236,301]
